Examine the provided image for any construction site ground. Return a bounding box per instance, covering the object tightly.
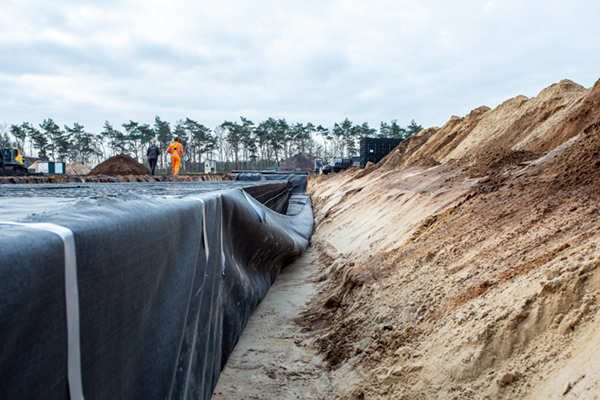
[3,78,600,399]
[213,79,600,400]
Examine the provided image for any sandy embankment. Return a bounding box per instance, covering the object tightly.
[300,79,600,399]
[214,78,600,399]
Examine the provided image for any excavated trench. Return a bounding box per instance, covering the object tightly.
[3,79,600,400]
[216,79,600,400]
[0,179,313,400]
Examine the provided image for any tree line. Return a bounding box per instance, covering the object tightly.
[0,117,423,172]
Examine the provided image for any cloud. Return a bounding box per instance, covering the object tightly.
[0,0,599,133]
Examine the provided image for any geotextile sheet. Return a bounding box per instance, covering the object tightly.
[0,184,313,400]
[234,171,308,194]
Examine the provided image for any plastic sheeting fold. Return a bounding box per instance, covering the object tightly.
[235,171,308,194]
[0,186,313,400]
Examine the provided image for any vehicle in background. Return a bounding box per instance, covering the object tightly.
[0,146,28,174]
[333,158,352,173]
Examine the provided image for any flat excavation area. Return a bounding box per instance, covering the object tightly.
[212,248,335,399]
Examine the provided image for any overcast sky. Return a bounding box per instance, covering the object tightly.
[1,0,599,133]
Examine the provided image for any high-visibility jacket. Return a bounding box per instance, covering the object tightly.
[166,141,183,157]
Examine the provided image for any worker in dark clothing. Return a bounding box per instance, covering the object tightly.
[147,140,161,176]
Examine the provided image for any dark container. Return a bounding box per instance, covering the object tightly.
[359,137,403,168]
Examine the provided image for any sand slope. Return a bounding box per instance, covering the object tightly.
[302,79,600,399]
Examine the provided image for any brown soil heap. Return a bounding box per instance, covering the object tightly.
[278,152,316,172]
[89,154,150,176]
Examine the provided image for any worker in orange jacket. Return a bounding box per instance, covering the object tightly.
[166,137,184,175]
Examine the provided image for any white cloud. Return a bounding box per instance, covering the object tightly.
[0,0,599,133]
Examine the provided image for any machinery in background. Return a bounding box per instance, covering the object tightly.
[333,158,352,173]
[320,157,354,174]
[0,146,28,174]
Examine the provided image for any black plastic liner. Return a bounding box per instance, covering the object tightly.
[235,171,308,194]
[243,182,293,214]
[0,183,313,400]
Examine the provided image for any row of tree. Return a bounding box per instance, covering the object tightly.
[0,117,423,171]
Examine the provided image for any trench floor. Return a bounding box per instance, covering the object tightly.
[212,247,333,399]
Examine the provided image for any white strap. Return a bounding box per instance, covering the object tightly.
[217,195,226,275]
[193,199,210,263]
[0,222,84,400]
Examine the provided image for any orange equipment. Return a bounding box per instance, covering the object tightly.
[166,139,183,175]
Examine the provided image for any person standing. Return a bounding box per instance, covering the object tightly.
[166,137,184,175]
[147,140,161,176]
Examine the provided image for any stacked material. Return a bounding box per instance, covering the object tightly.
[0,181,313,400]
[359,137,403,168]
[65,163,91,175]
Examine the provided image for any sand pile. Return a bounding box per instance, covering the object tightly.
[89,154,150,176]
[66,162,91,175]
[278,152,316,172]
[355,161,375,179]
[374,79,599,175]
[297,78,600,399]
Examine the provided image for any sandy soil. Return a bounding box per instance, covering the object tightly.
[212,248,337,399]
[66,162,91,175]
[297,79,600,400]
[212,78,600,399]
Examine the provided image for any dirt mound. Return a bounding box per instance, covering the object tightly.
[66,162,91,175]
[89,154,150,176]
[375,127,439,171]
[545,121,600,194]
[278,152,316,172]
[373,80,589,176]
[355,161,375,179]
[296,78,600,399]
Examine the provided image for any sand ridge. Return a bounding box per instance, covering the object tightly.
[298,78,600,399]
